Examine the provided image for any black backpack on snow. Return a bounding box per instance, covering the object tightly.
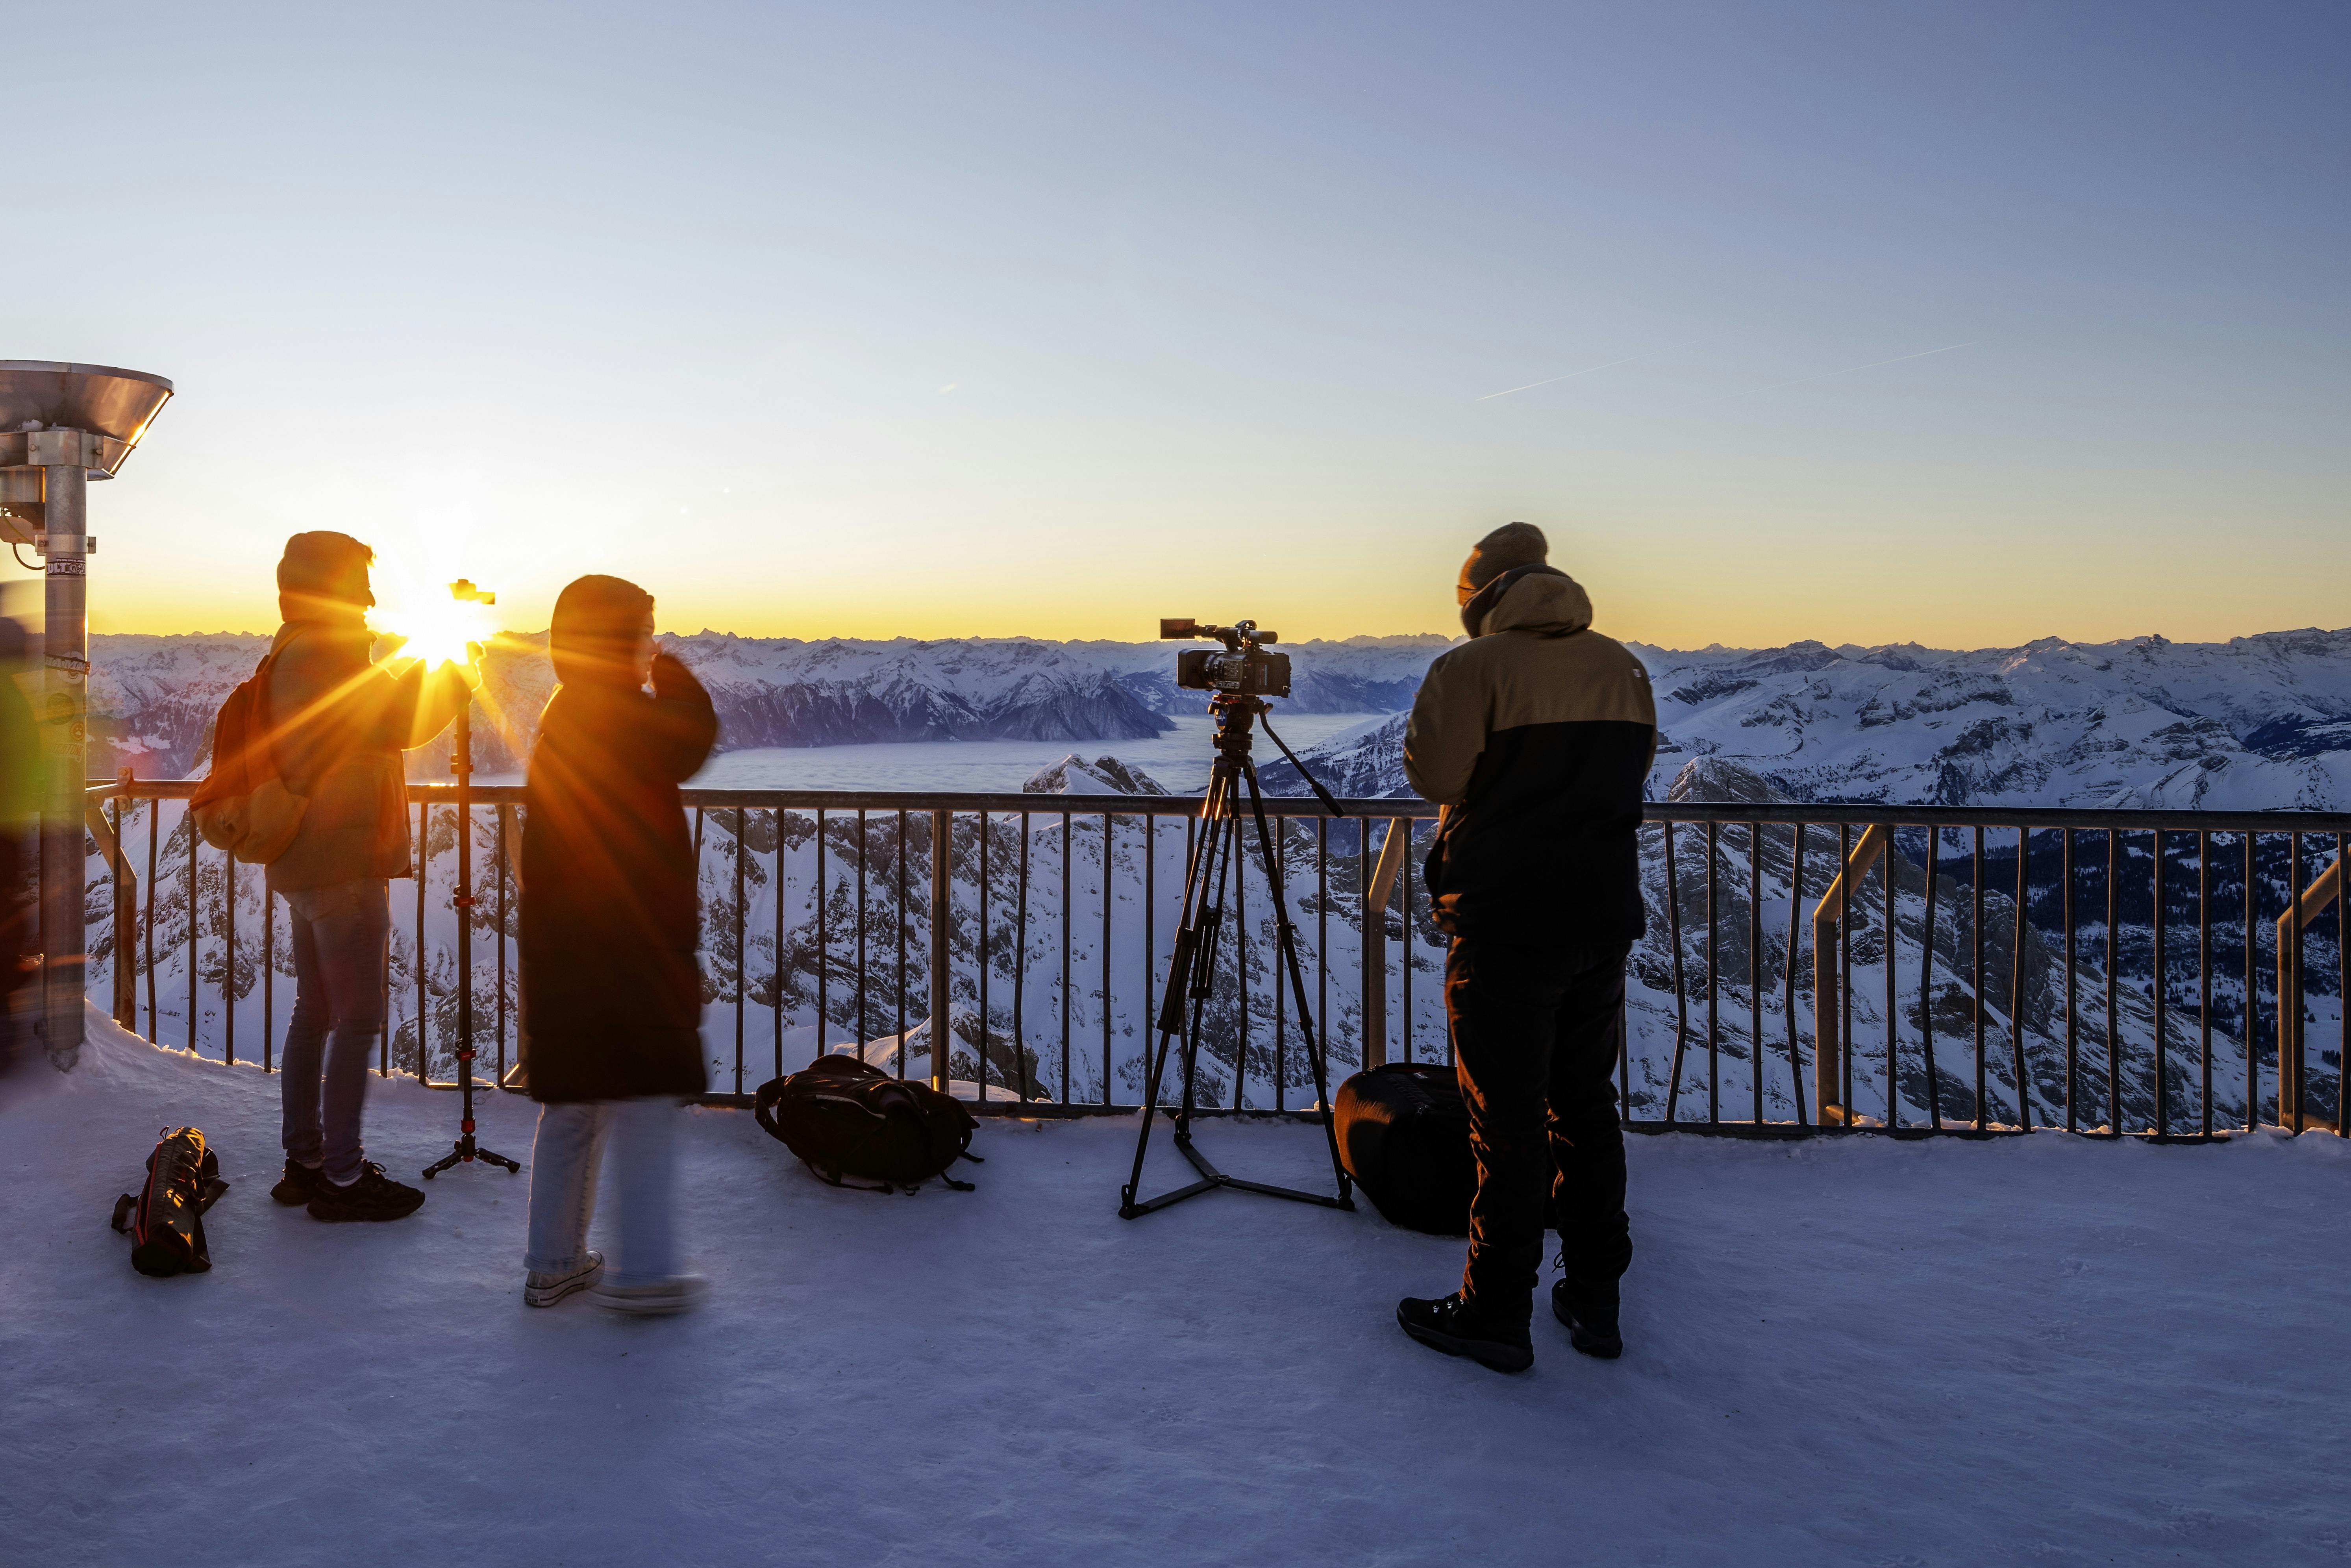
[1333,1063,1477,1236]
[753,1055,983,1194]
[110,1127,231,1276]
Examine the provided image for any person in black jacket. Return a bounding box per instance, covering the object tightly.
[1394,522,1656,1374]
[518,575,717,1315]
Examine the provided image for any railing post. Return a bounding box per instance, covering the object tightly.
[931,809,951,1094]
[1811,822,1888,1126]
[2275,848,2342,1134]
[1361,818,1410,1069]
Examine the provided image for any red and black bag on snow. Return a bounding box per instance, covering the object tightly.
[109,1127,231,1277]
[752,1055,982,1194]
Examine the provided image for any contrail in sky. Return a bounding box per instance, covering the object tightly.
[1760,342,1976,391]
[1475,355,1644,401]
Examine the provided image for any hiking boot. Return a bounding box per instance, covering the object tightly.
[1551,1276,1623,1359]
[305,1162,426,1223]
[524,1251,605,1308]
[589,1275,708,1317]
[270,1158,328,1206]
[1396,1292,1534,1374]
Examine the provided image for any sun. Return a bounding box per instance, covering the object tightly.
[372,570,498,669]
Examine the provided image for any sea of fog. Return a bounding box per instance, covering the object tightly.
[682,711,1383,794]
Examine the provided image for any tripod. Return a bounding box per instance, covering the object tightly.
[1120,692,1353,1219]
[425,698,520,1180]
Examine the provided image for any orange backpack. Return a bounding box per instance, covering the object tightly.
[190,651,309,864]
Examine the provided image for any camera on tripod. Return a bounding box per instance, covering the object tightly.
[1161,617,1291,699]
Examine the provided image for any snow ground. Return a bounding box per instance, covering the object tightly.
[6,1008,2350,1567]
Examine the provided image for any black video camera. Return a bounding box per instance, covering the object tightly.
[1161,618,1291,699]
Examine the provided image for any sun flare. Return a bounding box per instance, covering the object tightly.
[371,572,497,669]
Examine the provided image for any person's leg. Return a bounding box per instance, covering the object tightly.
[526,1100,612,1275]
[603,1098,678,1288]
[1546,944,1633,1355]
[278,894,330,1169]
[304,879,390,1185]
[1449,937,1569,1324]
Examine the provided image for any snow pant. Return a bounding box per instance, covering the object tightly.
[1446,937,1633,1324]
[278,877,390,1185]
[525,1098,679,1287]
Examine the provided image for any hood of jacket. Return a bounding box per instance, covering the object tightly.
[1477,569,1594,637]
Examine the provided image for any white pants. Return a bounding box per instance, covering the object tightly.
[524,1098,679,1288]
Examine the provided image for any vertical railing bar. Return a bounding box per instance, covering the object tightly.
[1060,810,1071,1104]
[1357,816,1368,1075]
[2064,827,2077,1132]
[896,809,908,1081]
[1749,821,1762,1124]
[2245,831,2258,1131]
[977,813,990,1101]
[929,809,951,1096]
[1663,822,1687,1122]
[1705,818,1719,1124]
[1145,813,1157,1088]
[2010,826,2033,1131]
[1401,818,1414,1066]
[1318,816,1333,1069]
[263,882,274,1074]
[2199,828,2212,1139]
[144,798,158,1043]
[1840,822,1854,1119]
[772,809,783,1081]
[1919,825,1940,1131]
[2290,831,2305,1134]
[734,805,747,1097]
[855,808,867,1056]
[2153,828,2167,1137]
[186,811,196,1052]
[1883,824,1897,1129]
[1102,811,1113,1107]
[1015,813,1031,1102]
[224,850,236,1066]
[417,800,429,1080]
[495,805,507,1085]
[2336,831,2347,1140]
[816,809,829,1054]
[2116,827,2134,1133]
[1785,821,1807,1126]
[1972,824,1984,1131]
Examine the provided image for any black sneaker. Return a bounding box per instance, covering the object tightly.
[1551,1276,1623,1359]
[306,1162,426,1223]
[270,1159,328,1207]
[1396,1292,1534,1374]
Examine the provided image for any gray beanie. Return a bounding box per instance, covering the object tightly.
[1456,522,1548,605]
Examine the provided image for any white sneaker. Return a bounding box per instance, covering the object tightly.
[524,1251,605,1307]
[589,1274,708,1316]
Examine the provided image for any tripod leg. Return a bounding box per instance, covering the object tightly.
[1177,804,1242,1135]
[1123,769,1233,1213]
[1240,757,1355,1205]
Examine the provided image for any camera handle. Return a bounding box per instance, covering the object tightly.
[1255,715,1346,820]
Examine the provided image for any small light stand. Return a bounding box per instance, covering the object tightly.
[424,579,520,1181]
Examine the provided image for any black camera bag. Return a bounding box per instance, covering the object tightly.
[1334,1062,1476,1236]
[109,1127,230,1277]
[752,1055,982,1194]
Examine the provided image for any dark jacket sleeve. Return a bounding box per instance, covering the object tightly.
[1403,647,1485,807]
[643,653,719,783]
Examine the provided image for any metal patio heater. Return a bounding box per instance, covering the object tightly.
[0,361,173,1072]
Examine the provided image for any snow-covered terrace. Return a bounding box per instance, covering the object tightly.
[7,1009,2349,1565]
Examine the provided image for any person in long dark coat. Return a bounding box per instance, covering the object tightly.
[518,574,717,1315]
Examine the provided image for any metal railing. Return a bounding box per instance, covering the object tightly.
[76,779,2351,1138]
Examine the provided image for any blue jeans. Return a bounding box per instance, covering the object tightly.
[278,878,390,1184]
[524,1098,679,1287]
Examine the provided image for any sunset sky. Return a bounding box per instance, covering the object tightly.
[6,2,2344,649]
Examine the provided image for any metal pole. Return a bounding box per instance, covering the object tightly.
[2153,829,2167,1137]
[37,460,87,1069]
[931,809,951,1094]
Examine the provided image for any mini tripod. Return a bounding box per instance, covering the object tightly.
[424,675,519,1180]
[1120,690,1352,1219]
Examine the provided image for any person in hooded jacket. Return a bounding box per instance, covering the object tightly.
[1394,522,1656,1374]
[264,532,468,1222]
[518,574,718,1316]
